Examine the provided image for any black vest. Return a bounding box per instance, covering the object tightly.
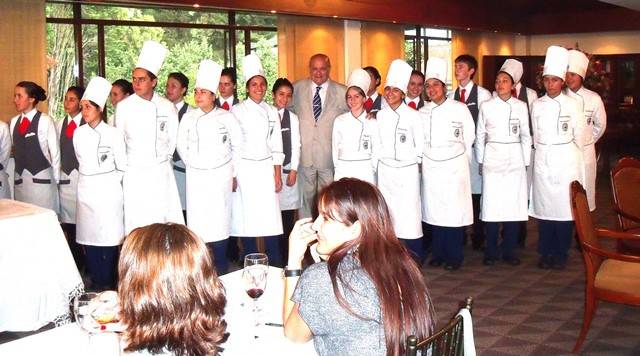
[173,103,189,163]
[454,84,479,124]
[60,117,85,176]
[214,97,239,109]
[281,109,292,170]
[12,112,52,177]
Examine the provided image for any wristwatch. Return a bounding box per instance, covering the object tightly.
[283,266,302,278]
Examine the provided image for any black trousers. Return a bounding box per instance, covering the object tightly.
[61,223,84,272]
[469,194,485,249]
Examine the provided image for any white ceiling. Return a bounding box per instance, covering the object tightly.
[599,0,640,11]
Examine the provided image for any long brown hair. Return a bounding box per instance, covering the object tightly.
[319,178,435,356]
[118,223,228,356]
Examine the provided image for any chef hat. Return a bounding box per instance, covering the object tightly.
[135,40,168,77]
[347,68,371,94]
[242,53,265,84]
[499,59,523,84]
[425,57,448,84]
[82,76,112,111]
[195,60,223,94]
[384,59,413,94]
[543,45,569,80]
[568,50,589,79]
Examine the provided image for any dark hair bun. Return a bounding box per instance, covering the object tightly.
[17,81,47,102]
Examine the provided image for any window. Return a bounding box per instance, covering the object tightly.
[404,26,452,90]
[46,1,277,119]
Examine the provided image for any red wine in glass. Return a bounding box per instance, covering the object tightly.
[246,288,264,299]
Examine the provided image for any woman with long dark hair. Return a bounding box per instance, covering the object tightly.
[283,178,434,356]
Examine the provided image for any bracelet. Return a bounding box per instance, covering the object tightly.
[283,267,302,278]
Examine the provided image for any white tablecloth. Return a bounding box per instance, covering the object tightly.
[0,266,316,355]
[0,199,84,332]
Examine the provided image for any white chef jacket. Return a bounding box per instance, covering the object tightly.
[332,110,380,183]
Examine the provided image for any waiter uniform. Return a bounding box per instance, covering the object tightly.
[75,77,126,289]
[215,95,239,111]
[530,46,585,268]
[475,95,531,262]
[10,109,60,213]
[172,99,193,218]
[0,122,10,199]
[566,50,607,211]
[405,96,425,111]
[278,107,301,243]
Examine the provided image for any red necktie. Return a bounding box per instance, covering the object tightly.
[459,88,466,103]
[221,101,230,111]
[408,101,417,110]
[511,88,517,98]
[364,97,373,112]
[65,120,77,139]
[18,117,30,135]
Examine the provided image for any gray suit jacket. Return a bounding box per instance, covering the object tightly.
[291,78,348,169]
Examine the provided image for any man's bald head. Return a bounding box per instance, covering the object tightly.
[309,53,331,86]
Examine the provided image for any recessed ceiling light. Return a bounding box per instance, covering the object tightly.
[193,3,200,8]
[392,21,397,23]
[333,15,338,18]
[466,27,471,31]
[270,10,276,14]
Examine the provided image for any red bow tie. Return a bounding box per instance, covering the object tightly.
[18,117,30,135]
[364,97,374,112]
[66,120,77,139]
[408,101,417,110]
[221,101,230,111]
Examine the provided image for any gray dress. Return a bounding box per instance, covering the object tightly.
[292,255,386,356]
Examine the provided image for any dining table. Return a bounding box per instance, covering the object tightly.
[0,266,317,355]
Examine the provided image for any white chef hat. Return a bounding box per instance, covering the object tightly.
[242,53,265,84]
[543,45,569,80]
[384,59,413,94]
[568,50,589,79]
[425,57,448,84]
[347,68,371,94]
[195,59,223,94]
[135,40,168,77]
[499,59,523,84]
[82,76,112,111]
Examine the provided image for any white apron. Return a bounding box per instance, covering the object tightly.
[279,172,302,211]
[187,163,233,243]
[377,162,422,239]
[334,161,375,185]
[278,108,302,211]
[0,170,8,199]
[332,112,379,185]
[58,170,78,223]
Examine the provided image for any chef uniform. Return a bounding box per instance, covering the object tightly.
[566,50,607,211]
[115,40,184,234]
[278,103,301,242]
[475,64,531,263]
[230,54,285,266]
[57,111,85,270]
[498,59,539,247]
[172,98,193,220]
[449,67,491,250]
[332,69,380,185]
[10,108,60,213]
[177,60,242,274]
[0,122,10,199]
[530,46,585,268]
[376,59,424,261]
[74,76,127,289]
[421,57,475,269]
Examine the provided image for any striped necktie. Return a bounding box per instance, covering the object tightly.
[313,86,322,122]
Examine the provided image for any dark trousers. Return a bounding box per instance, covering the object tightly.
[422,222,433,255]
[240,235,284,267]
[400,237,425,266]
[84,245,119,291]
[281,209,296,260]
[470,194,485,249]
[484,221,520,260]
[518,220,528,247]
[537,219,574,264]
[226,236,240,262]
[207,240,229,275]
[431,225,465,266]
[61,223,84,272]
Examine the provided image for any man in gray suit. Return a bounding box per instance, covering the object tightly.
[291,53,348,218]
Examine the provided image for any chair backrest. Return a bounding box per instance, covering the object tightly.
[406,297,472,356]
[610,157,640,231]
[571,181,603,277]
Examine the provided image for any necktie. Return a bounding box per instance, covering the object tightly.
[313,86,322,122]
[364,97,374,112]
[511,88,517,98]
[408,101,417,110]
[221,101,230,111]
[18,117,30,135]
[460,88,466,103]
[66,120,77,139]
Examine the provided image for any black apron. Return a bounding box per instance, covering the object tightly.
[281,109,292,173]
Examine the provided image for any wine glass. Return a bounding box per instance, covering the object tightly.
[74,291,121,354]
[243,253,268,331]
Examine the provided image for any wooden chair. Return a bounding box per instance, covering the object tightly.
[406,297,473,356]
[570,181,640,353]
[610,157,640,254]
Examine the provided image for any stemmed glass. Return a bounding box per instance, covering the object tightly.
[243,253,269,333]
[73,291,121,354]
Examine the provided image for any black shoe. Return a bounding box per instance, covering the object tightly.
[444,262,461,271]
[429,259,443,267]
[538,257,552,269]
[483,257,495,266]
[503,257,521,266]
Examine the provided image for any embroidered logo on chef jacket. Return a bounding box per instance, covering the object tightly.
[98,146,113,165]
[509,118,520,136]
[451,121,462,139]
[222,134,228,143]
[361,134,371,151]
[586,110,594,125]
[558,115,570,133]
[268,119,275,137]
